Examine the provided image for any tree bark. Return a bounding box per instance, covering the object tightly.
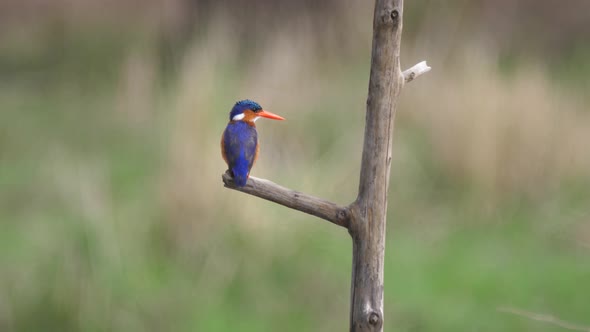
[222,0,429,330]
[347,1,404,330]
[222,172,349,228]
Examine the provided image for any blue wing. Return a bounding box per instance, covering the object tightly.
[222,122,258,186]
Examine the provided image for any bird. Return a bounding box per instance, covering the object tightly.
[221,100,285,187]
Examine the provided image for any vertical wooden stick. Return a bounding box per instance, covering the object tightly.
[348,1,404,331]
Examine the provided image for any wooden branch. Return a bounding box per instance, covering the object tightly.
[349,0,405,330]
[403,61,431,83]
[222,172,350,228]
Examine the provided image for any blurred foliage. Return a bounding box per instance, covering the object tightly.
[1,1,589,331]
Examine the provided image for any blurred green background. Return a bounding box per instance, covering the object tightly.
[1,0,589,331]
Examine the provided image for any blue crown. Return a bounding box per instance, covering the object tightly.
[229,99,262,120]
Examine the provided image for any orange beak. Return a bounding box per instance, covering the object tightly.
[258,110,285,120]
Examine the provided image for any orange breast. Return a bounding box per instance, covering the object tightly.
[221,131,228,165]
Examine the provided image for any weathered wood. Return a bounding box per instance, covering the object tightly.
[222,172,350,228]
[221,0,428,329]
[348,1,404,330]
[402,61,431,84]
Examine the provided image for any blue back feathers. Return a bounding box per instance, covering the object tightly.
[229,99,262,120]
[223,121,258,186]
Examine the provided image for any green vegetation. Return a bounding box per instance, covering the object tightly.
[1,3,589,331]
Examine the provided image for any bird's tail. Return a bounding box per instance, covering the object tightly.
[231,167,249,187]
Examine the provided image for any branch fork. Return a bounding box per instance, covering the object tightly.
[222,59,429,229]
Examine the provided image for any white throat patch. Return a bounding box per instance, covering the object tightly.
[232,113,245,121]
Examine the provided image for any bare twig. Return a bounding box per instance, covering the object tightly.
[498,306,590,332]
[403,61,431,83]
[222,172,350,228]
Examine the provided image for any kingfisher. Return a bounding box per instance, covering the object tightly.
[221,100,285,187]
